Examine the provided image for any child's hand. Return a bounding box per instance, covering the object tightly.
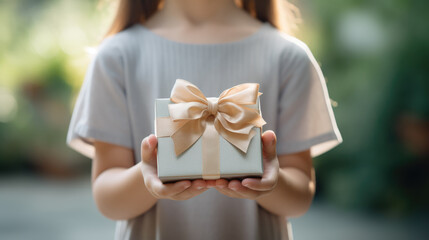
[140,134,209,200]
[212,130,279,200]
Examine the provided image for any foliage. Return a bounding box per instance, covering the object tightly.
[0,0,109,175]
[299,0,429,216]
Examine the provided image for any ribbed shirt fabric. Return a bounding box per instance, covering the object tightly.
[67,22,342,240]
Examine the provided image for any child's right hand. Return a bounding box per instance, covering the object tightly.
[140,134,209,200]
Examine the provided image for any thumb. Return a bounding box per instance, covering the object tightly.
[262,130,277,160]
[141,134,158,164]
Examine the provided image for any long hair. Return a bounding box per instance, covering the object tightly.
[103,0,300,39]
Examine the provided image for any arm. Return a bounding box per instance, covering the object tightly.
[92,135,210,220]
[214,131,315,217]
[255,149,315,217]
[92,141,158,220]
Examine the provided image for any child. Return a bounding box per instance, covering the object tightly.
[67,0,342,239]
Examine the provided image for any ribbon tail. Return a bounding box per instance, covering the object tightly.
[156,117,187,137]
[156,117,204,156]
[202,118,220,180]
[171,119,205,156]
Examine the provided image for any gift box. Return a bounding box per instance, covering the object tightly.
[155,79,265,183]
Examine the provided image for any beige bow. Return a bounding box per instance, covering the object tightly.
[157,79,266,155]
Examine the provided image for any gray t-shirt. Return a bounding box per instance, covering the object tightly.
[67,22,342,240]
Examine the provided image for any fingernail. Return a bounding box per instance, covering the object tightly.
[196,186,204,190]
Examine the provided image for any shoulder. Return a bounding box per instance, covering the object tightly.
[261,24,323,87]
[94,24,144,63]
[262,24,316,67]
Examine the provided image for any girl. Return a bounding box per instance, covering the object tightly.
[67,0,342,239]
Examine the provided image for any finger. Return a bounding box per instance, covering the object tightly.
[228,180,259,199]
[216,185,245,199]
[215,179,229,189]
[141,134,157,164]
[262,130,277,160]
[170,179,208,200]
[242,161,279,191]
[172,187,209,200]
[147,134,158,148]
[206,180,217,188]
[214,179,241,198]
[242,174,277,191]
[148,177,192,199]
[214,179,251,198]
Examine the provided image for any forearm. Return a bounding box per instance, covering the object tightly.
[256,167,315,217]
[93,162,158,220]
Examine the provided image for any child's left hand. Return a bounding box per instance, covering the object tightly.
[212,130,279,200]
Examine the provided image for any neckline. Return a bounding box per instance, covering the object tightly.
[137,22,269,47]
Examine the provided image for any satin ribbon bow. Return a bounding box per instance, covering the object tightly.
[157,79,266,157]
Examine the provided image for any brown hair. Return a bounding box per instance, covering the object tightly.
[103,0,300,38]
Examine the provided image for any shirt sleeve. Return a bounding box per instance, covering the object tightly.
[276,41,342,157]
[66,37,132,158]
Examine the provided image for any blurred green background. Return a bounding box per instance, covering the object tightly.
[0,0,428,239]
[0,0,110,177]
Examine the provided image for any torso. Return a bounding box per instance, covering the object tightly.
[105,21,303,240]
